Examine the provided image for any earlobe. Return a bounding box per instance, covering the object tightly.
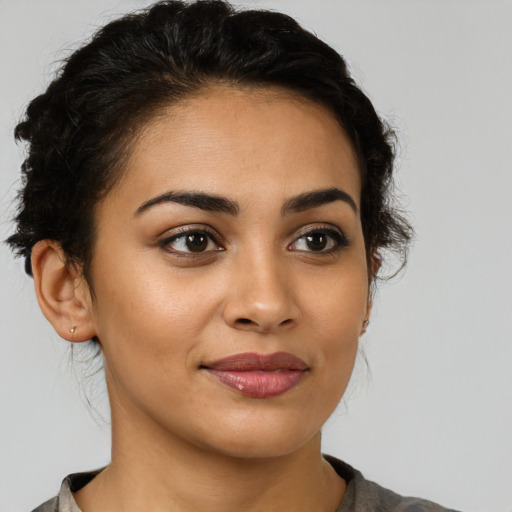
[360,297,373,336]
[360,318,370,336]
[31,240,96,342]
[360,251,380,336]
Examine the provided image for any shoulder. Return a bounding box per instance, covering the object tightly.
[30,469,102,512]
[30,461,461,512]
[325,455,462,512]
[31,496,59,512]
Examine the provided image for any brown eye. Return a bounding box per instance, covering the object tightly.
[161,229,222,255]
[288,227,349,254]
[305,233,328,251]
[185,233,208,252]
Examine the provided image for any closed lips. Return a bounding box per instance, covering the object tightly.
[202,352,309,371]
[201,352,309,398]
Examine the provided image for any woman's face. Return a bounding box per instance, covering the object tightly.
[85,86,369,458]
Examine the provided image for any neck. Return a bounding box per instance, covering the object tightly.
[74,382,346,512]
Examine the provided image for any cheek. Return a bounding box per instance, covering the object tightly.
[87,246,242,403]
[88,262,216,418]
[305,261,369,336]
[301,258,368,379]
[92,239,214,324]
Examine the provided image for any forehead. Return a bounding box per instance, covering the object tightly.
[105,85,361,213]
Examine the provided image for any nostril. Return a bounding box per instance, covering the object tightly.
[233,317,293,330]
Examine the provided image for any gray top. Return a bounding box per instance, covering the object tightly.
[31,456,460,512]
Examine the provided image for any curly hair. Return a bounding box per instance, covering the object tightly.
[6,0,412,284]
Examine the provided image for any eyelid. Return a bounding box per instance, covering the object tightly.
[292,223,345,238]
[288,223,350,252]
[157,224,225,256]
[156,222,349,256]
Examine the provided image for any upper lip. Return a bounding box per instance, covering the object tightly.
[201,352,309,372]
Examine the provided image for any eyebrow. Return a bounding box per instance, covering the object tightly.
[134,191,240,216]
[281,187,358,215]
[134,187,357,217]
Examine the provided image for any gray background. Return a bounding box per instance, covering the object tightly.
[1,1,511,511]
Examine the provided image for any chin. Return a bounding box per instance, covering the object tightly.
[188,413,322,461]
[203,436,314,460]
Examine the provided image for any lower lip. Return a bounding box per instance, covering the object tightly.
[205,369,305,398]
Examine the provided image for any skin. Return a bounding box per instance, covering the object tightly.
[32,86,370,512]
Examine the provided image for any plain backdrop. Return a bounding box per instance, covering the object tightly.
[1,1,511,511]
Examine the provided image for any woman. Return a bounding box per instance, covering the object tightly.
[5,1,463,510]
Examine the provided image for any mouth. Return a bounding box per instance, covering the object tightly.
[200,352,309,399]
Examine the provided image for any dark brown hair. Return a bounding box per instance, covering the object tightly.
[7,0,412,283]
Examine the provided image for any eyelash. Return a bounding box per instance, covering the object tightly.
[158,225,223,258]
[289,225,350,254]
[158,224,349,257]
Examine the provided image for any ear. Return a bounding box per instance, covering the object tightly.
[361,251,380,336]
[31,240,96,343]
[369,251,382,281]
[360,300,372,336]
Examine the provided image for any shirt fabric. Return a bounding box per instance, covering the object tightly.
[31,455,460,512]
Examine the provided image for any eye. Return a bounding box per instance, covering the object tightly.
[288,226,348,253]
[159,227,223,255]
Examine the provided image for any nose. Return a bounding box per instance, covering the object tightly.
[222,250,300,334]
